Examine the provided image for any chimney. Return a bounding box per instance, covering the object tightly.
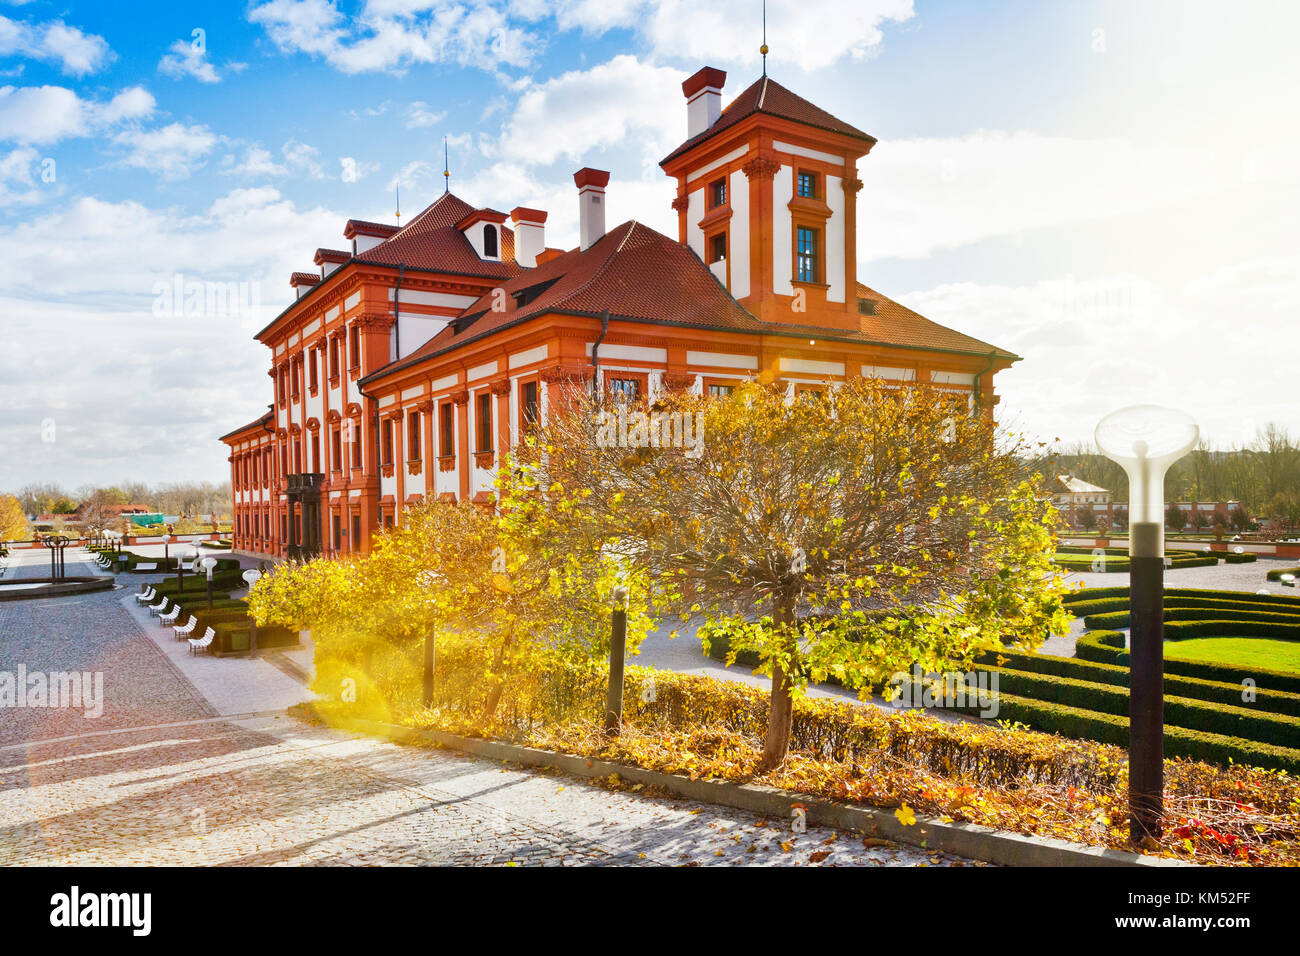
[682,66,726,138]
[510,206,547,268]
[573,167,609,252]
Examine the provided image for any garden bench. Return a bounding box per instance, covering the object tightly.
[173,616,197,640]
[147,597,169,618]
[134,586,157,604]
[189,627,216,655]
[135,562,159,571]
[159,605,181,627]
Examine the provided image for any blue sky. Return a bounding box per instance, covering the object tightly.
[1,0,1297,490]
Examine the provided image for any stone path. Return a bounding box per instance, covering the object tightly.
[0,547,969,867]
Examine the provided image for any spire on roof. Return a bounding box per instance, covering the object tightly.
[760,0,768,76]
[443,136,450,194]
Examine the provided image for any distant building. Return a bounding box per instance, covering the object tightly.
[1051,475,1240,530]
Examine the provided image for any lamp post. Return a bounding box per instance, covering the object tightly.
[1096,404,1198,845]
[200,556,217,611]
[178,545,197,593]
[242,569,262,654]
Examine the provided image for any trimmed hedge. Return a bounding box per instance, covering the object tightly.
[1066,586,1300,609]
[1267,566,1300,582]
[1074,628,1300,694]
[1084,606,1300,631]
[977,666,1300,749]
[980,648,1300,717]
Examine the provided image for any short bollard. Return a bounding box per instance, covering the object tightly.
[604,587,629,736]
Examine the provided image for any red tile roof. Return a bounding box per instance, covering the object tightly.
[219,410,274,442]
[289,271,320,288]
[355,192,523,280]
[344,219,400,239]
[854,283,1017,359]
[662,75,876,165]
[363,221,1016,385]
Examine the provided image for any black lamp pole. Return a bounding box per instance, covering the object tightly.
[1129,522,1165,844]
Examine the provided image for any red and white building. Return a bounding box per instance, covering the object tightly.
[221,67,1019,561]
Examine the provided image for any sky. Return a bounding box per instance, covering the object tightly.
[0,0,1297,490]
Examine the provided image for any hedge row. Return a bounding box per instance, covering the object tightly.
[977,666,1300,749]
[1067,594,1300,618]
[1065,586,1300,609]
[1084,606,1300,631]
[1075,628,1300,693]
[979,648,1300,717]
[1267,566,1300,582]
[945,687,1300,774]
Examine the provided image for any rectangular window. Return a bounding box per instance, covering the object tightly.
[408,410,421,459]
[796,226,819,283]
[291,359,300,401]
[608,377,641,401]
[349,325,360,369]
[332,513,341,550]
[708,177,727,208]
[351,424,362,468]
[439,403,454,455]
[521,381,539,428]
[383,419,394,464]
[709,233,727,263]
[311,434,321,473]
[707,383,735,398]
[329,337,339,378]
[309,348,318,390]
[331,428,341,472]
[797,170,817,198]
[476,393,493,452]
[351,513,361,548]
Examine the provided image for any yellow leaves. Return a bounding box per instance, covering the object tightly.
[491,574,513,594]
[894,804,917,826]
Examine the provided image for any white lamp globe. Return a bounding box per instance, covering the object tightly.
[1095,405,1198,557]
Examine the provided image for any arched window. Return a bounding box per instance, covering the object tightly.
[483,224,498,258]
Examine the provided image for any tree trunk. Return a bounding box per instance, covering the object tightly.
[759,597,797,772]
[483,630,513,720]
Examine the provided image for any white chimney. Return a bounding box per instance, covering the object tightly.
[573,167,609,252]
[510,206,547,268]
[683,66,726,138]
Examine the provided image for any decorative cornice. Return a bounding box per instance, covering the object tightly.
[326,409,341,423]
[437,455,457,473]
[305,417,320,432]
[414,399,435,414]
[450,388,470,406]
[345,402,363,417]
[660,371,697,392]
[671,195,689,212]
[355,311,395,331]
[843,176,864,194]
[407,460,423,476]
[489,378,512,396]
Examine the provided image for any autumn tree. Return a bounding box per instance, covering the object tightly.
[0,494,30,541]
[505,378,1068,770]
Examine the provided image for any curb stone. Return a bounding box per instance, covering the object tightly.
[314,708,1191,868]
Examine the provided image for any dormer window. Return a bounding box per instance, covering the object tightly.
[455,209,508,262]
[708,178,727,209]
[483,224,498,258]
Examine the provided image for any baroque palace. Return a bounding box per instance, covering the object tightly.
[220,66,1018,561]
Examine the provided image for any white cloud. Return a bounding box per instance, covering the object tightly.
[0,145,44,206]
[0,186,350,488]
[858,132,1222,263]
[405,101,446,128]
[112,123,220,180]
[220,139,327,180]
[0,84,154,145]
[249,0,538,74]
[158,37,221,83]
[499,54,682,167]
[900,261,1300,448]
[0,15,112,76]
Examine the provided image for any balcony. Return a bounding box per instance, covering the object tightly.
[286,473,325,495]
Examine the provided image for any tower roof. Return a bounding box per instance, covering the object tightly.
[661,75,876,166]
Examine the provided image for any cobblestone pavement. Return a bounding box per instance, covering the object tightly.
[0,548,971,867]
[0,713,972,867]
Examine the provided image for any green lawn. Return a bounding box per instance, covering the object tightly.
[1165,638,1300,676]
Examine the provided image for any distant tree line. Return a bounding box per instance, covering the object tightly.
[9,481,232,522]
[1040,423,1300,528]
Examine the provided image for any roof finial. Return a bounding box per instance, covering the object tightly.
[760,0,768,76]
[395,182,401,222]
[443,135,450,194]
